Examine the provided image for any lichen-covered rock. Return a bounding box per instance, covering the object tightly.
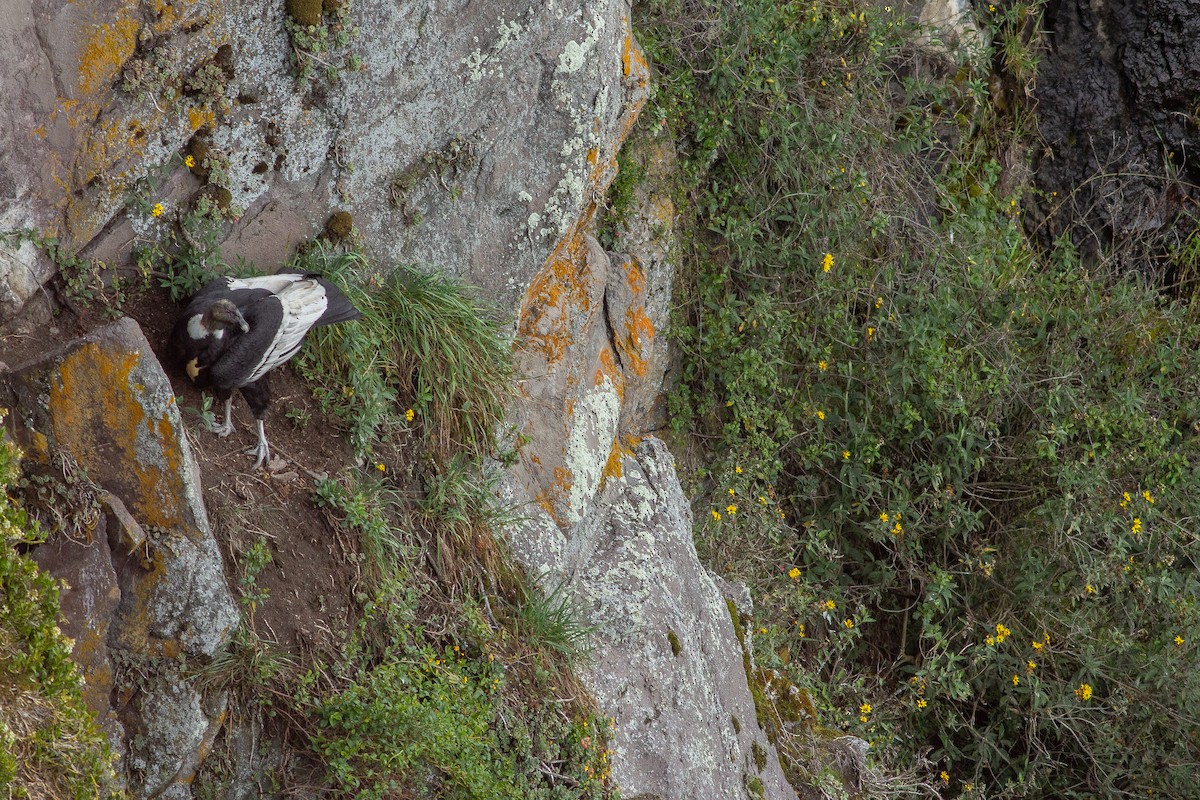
[509,439,794,800]
[1,316,238,798]
[0,0,651,322]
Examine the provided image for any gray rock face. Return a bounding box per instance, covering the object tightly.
[574,438,794,800]
[0,0,646,321]
[1,317,238,798]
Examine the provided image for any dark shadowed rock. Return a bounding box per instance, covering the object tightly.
[1033,0,1200,261]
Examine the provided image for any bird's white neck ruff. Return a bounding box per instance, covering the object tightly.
[188,314,224,339]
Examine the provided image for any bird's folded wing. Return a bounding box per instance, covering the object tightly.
[242,280,330,383]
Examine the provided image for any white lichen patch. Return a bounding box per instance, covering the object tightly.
[554,10,605,79]
[562,377,621,525]
[462,14,529,82]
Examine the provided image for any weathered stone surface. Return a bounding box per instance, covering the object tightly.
[2,316,238,798]
[30,514,122,725]
[509,439,794,800]
[0,0,650,321]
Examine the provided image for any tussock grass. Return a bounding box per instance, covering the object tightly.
[293,245,515,461]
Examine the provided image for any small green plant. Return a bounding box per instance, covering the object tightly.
[284,406,311,429]
[238,537,273,616]
[185,394,218,430]
[284,0,360,84]
[515,580,595,668]
[0,229,110,308]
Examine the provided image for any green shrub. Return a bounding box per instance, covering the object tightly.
[0,418,118,798]
[640,0,1200,796]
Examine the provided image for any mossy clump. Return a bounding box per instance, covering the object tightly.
[745,774,765,800]
[667,628,682,657]
[185,135,212,181]
[752,740,767,772]
[323,210,354,243]
[286,0,323,27]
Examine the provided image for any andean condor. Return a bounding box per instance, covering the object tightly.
[169,272,362,469]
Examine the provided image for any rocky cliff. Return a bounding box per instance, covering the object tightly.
[0,0,797,797]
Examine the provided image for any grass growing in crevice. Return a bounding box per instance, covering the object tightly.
[636,0,1200,797]
[292,244,515,461]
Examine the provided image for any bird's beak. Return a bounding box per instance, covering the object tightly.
[186,358,200,380]
[234,308,249,333]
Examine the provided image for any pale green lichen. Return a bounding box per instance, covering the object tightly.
[563,381,621,524]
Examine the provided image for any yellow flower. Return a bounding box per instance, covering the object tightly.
[985,635,996,646]
[1026,660,1037,672]
[726,504,737,514]
[1074,683,1093,701]
[842,450,850,460]
[916,698,927,709]
[880,512,889,522]
[866,326,875,341]
[1012,674,1020,686]
[1031,639,1044,650]
[823,599,837,611]
[375,462,386,472]
[822,253,834,272]
[1086,584,1095,594]
[788,567,801,580]
[843,619,854,629]
[711,510,721,521]
[184,154,196,168]
[405,408,415,422]
[816,410,825,420]
[1120,491,1131,508]
[891,522,903,536]
[758,495,768,505]
[940,771,950,785]
[1131,517,1143,535]
[1143,489,1155,504]
[151,203,165,217]
[964,784,974,793]
[1175,635,1184,646]
[735,465,743,474]
[859,702,871,714]
[875,296,883,308]
[818,359,828,371]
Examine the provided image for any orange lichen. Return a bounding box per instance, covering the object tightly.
[188,105,215,132]
[596,346,626,400]
[48,343,187,533]
[602,436,629,480]
[616,306,655,378]
[622,24,649,81]
[78,17,139,96]
[517,218,593,363]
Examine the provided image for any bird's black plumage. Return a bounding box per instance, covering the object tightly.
[170,271,362,468]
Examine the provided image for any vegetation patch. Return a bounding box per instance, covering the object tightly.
[0,418,118,798]
[637,0,1200,796]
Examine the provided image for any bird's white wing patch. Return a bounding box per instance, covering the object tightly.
[244,280,329,383]
[227,274,307,295]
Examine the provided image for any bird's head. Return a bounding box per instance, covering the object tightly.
[203,299,250,334]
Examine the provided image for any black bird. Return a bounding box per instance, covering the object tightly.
[170,272,362,469]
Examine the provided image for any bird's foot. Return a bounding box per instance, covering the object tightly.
[207,419,234,438]
[247,420,271,470]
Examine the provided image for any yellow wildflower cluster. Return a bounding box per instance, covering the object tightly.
[1131,517,1143,535]
[858,702,871,723]
[788,567,801,580]
[986,622,1012,647]
[822,252,834,272]
[1074,683,1093,701]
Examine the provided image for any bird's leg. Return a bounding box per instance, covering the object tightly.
[247,419,271,470]
[207,396,235,437]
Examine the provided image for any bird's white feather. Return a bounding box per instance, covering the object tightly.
[244,280,329,383]
[226,274,309,294]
